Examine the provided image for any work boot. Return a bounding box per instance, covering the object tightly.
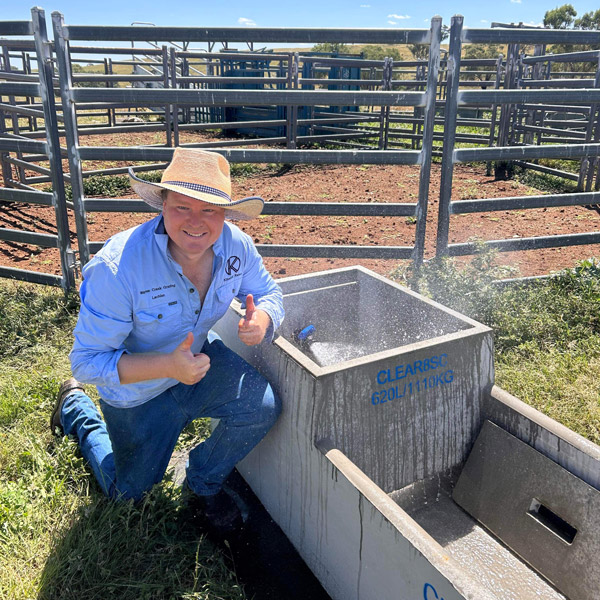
[50,377,85,435]
[186,484,244,542]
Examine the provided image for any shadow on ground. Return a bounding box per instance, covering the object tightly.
[37,470,330,600]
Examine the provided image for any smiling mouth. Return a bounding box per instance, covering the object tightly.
[183,231,207,238]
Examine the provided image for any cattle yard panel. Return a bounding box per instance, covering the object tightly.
[49,14,444,272]
[436,17,600,260]
[0,10,75,290]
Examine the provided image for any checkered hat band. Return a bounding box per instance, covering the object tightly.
[163,181,231,203]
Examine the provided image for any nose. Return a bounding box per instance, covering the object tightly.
[186,209,205,228]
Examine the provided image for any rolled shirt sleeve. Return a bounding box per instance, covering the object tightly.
[69,258,133,387]
[237,232,284,340]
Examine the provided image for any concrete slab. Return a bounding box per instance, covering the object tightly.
[453,420,600,600]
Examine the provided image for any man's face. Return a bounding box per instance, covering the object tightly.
[162,190,226,260]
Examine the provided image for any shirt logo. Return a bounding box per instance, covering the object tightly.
[225,256,241,275]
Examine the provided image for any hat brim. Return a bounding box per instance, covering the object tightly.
[128,169,264,220]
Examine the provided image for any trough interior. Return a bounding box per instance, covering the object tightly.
[279,270,473,367]
[388,420,579,600]
[394,486,567,600]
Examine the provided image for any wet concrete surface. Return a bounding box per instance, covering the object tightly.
[399,492,566,600]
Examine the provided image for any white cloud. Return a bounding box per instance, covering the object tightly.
[388,20,397,25]
[481,19,488,23]
[510,0,521,3]
[238,17,256,26]
[388,14,411,19]
[360,4,371,7]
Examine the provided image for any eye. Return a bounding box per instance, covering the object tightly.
[203,208,216,214]
[176,205,190,211]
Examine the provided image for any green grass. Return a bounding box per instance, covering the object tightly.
[0,281,245,600]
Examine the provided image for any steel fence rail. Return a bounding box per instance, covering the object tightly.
[70,88,428,107]
[76,147,423,164]
[61,24,432,45]
[448,232,600,255]
[0,22,33,36]
[458,89,600,105]
[0,265,62,286]
[83,199,417,217]
[451,191,600,213]
[0,187,53,205]
[463,28,600,45]
[454,143,600,162]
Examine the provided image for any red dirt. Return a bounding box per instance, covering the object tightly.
[2,130,599,284]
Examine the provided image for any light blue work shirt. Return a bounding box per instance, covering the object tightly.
[70,215,284,408]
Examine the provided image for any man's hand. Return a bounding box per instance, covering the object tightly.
[238,294,271,346]
[168,332,211,385]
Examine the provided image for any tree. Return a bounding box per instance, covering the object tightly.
[543,4,577,29]
[575,9,600,30]
[310,42,350,55]
[408,25,449,61]
[408,44,429,61]
[542,4,599,70]
[462,44,502,81]
[361,45,404,61]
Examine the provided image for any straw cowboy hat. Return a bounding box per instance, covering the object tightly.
[128,148,264,220]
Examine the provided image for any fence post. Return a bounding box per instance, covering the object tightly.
[169,47,180,147]
[580,57,600,191]
[0,106,12,187]
[1,46,27,185]
[291,53,299,147]
[435,15,463,258]
[378,57,392,150]
[162,46,173,147]
[286,53,296,149]
[31,7,76,292]
[486,54,504,176]
[413,16,442,268]
[51,10,91,266]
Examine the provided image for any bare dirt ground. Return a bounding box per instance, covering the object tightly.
[2,129,599,283]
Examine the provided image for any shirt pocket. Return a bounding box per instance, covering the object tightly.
[133,301,183,344]
[214,283,237,318]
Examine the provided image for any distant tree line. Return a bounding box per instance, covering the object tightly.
[311,7,599,75]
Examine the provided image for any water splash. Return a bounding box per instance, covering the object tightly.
[308,341,369,367]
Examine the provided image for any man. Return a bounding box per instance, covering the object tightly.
[51,148,284,537]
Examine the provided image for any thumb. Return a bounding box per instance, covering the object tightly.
[178,331,194,352]
[244,294,256,322]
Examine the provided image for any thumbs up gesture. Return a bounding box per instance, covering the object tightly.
[169,332,211,385]
[238,294,271,346]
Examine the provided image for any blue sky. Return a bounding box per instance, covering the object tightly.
[7,1,600,32]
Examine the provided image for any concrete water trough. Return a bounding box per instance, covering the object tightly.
[213,266,600,600]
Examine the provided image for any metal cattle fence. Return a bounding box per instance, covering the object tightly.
[48,13,443,274]
[0,10,75,291]
[435,16,600,260]
[1,11,600,292]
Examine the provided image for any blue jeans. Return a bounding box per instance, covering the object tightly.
[60,335,281,502]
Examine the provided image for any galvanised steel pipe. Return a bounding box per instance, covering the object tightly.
[70,88,428,107]
[77,147,422,164]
